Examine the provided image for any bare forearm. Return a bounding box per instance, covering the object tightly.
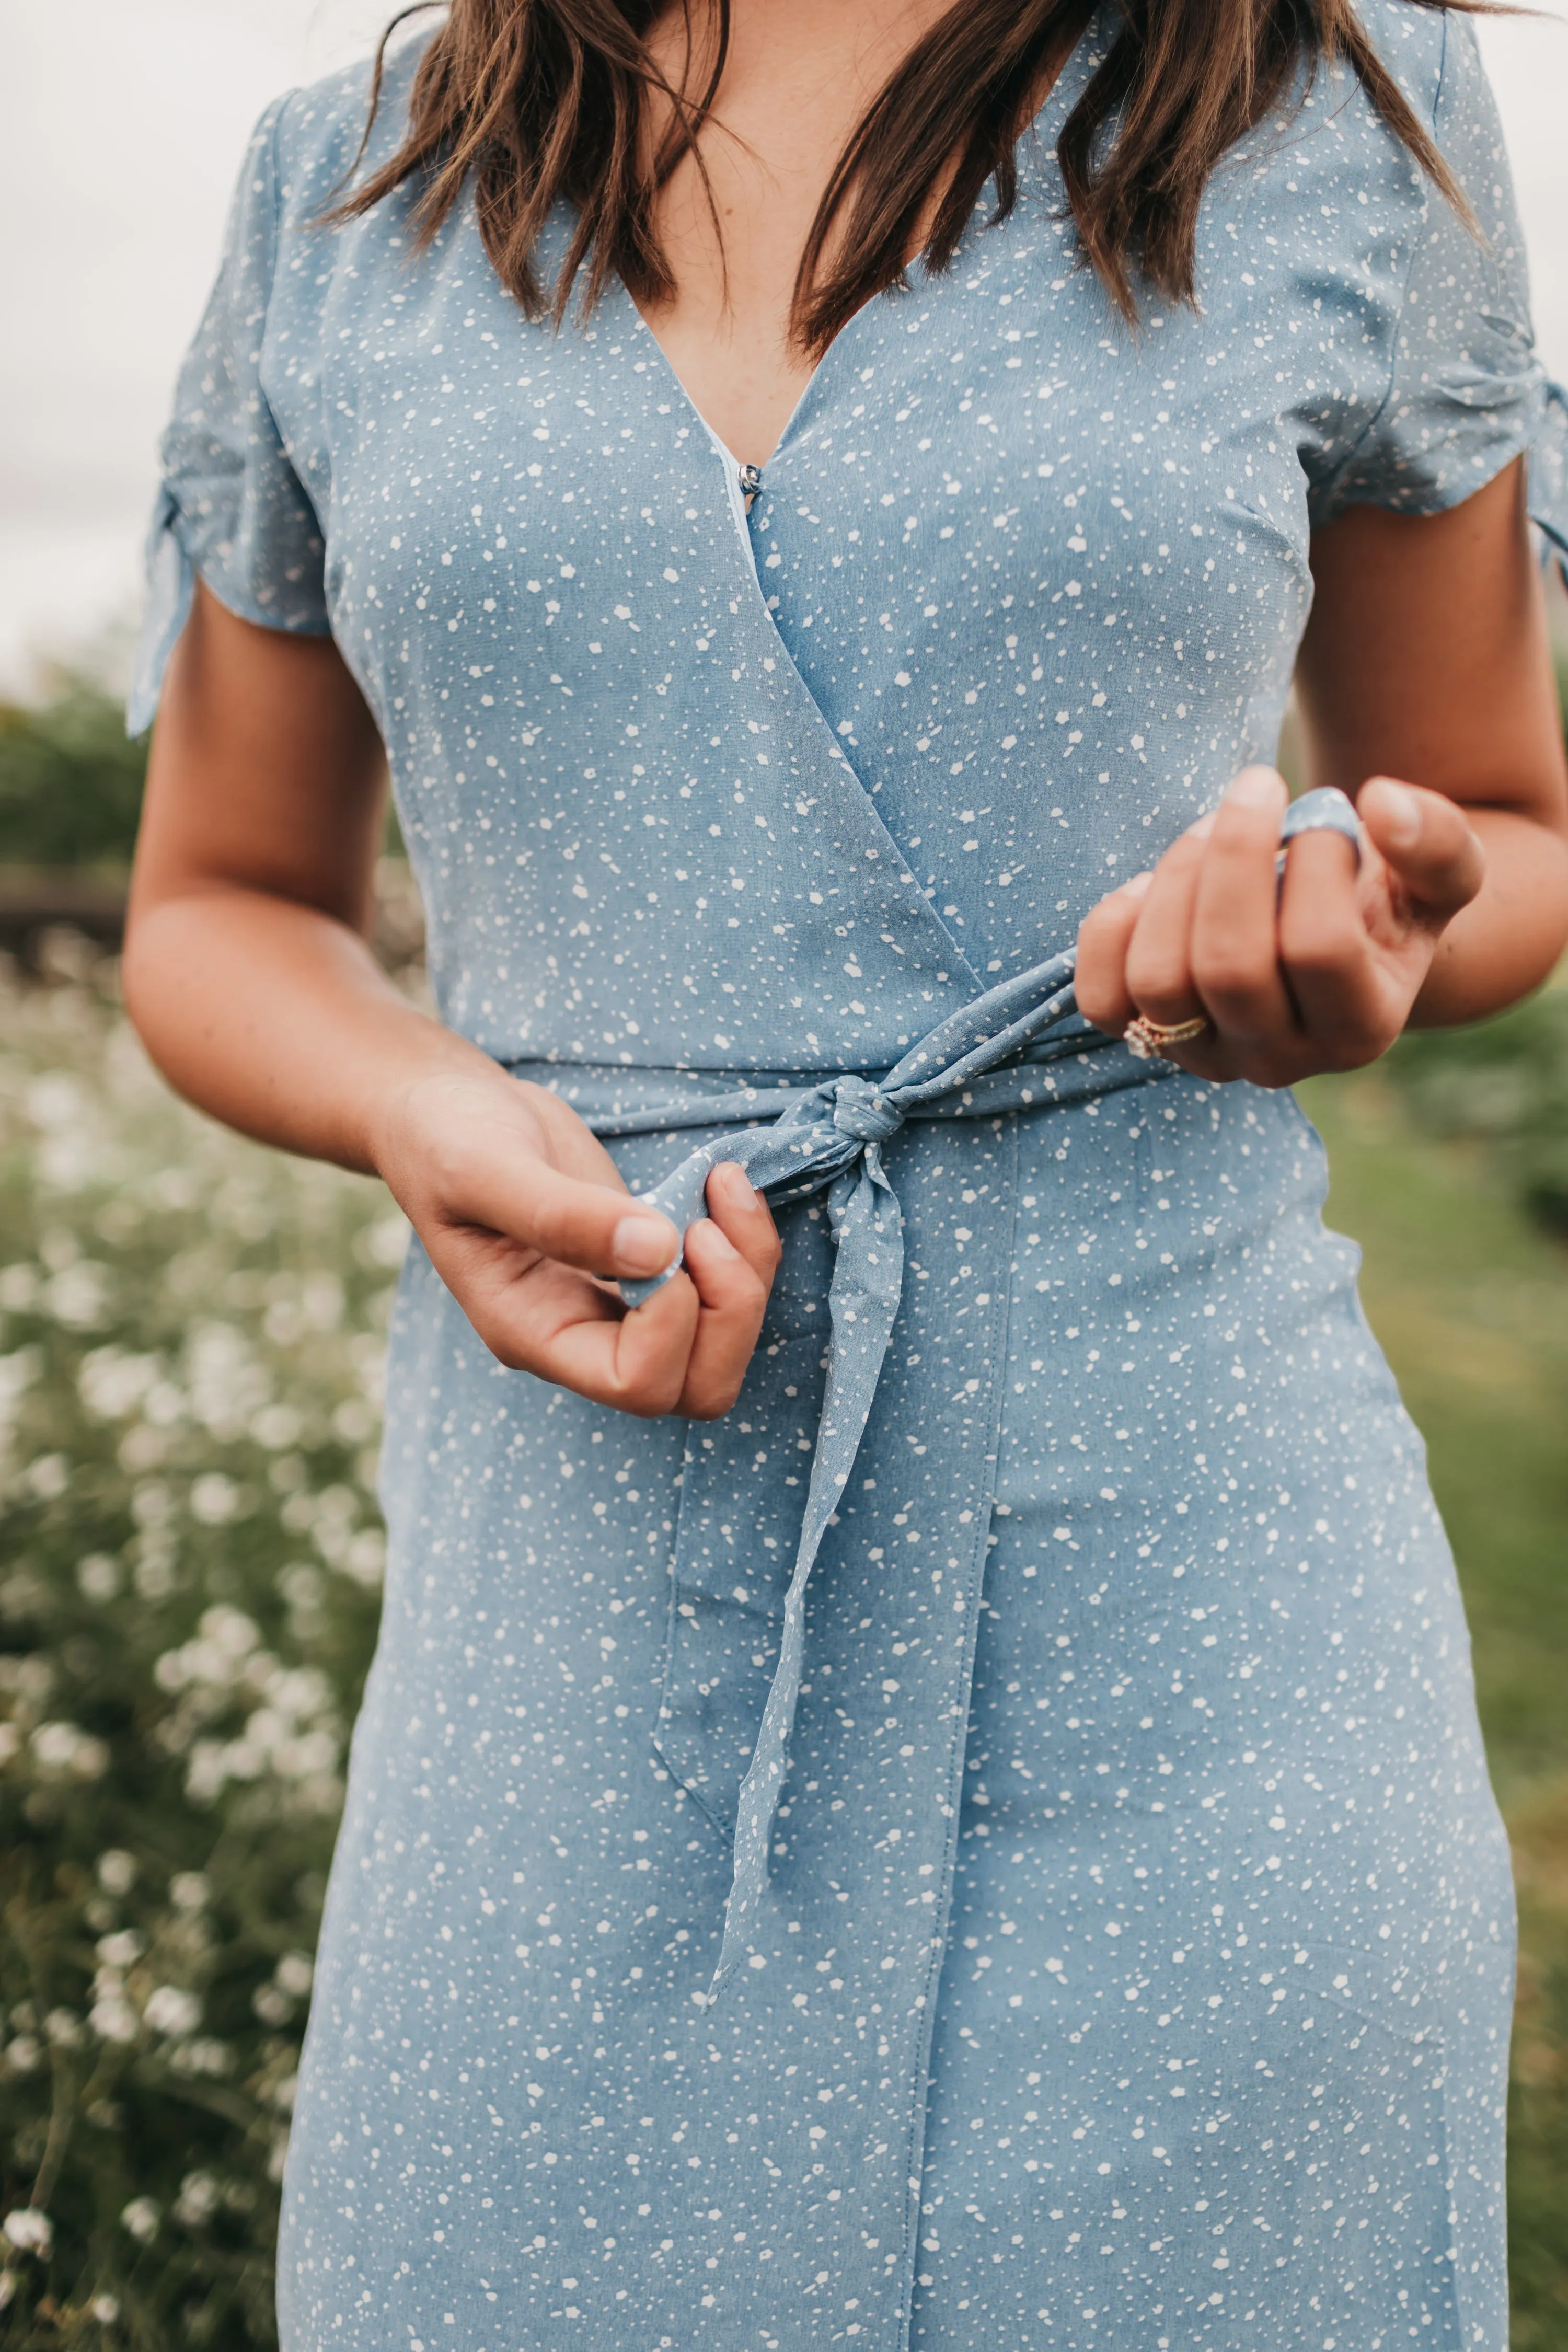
[1407,805,1568,1028]
[122,885,497,1175]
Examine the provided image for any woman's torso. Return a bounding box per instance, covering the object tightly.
[240,3,1520,1067]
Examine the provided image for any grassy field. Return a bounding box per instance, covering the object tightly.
[1301,1068,1568,2347]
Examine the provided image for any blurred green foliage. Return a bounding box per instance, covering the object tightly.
[0,962,398,2346]
[0,678,403,873]
[1380,983,1568,1234]
[0,688,147,872]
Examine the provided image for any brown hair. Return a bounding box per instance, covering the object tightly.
[333,0,1476,348]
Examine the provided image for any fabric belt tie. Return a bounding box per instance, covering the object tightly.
[579,789,1360,1999]
[582,949,1149,1998]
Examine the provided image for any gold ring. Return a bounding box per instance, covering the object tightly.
[1124,1011,1212,1060]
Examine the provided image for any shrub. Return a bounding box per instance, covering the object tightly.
[0,686,148,872]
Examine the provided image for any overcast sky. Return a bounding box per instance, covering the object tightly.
[1,0,1564,698]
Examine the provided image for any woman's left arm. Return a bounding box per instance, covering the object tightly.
[1076,455,1568,1082]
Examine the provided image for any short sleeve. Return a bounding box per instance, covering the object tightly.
[128,95,331,736]
[1310,16,1568,577]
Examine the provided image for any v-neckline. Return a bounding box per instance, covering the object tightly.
[618,279,868,481]
[611,12,1099,477]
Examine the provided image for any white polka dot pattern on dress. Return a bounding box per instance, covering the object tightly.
[131,7,1566,2347]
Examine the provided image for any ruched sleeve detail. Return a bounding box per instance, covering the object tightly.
[1308,16,1568,579]
[127,94,330,736]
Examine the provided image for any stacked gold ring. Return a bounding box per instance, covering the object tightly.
[1124,1012,1212,1060]
[1120,786,1363,1061]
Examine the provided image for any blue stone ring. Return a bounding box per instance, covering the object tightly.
[1277,783,1363,868]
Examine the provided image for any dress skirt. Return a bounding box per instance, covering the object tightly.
[277,1073,1514,2351]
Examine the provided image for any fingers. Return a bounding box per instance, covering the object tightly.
[674,1162,782,1419]
[1123,823,1211,1027]
[1357,777,1485,919]
[1276,824,1379,1050]
[1187,768,1297,1045]
[440,1157,780,1421]
[1075,871,1151,1034]
[544,1261,704,1415]
[1081,768,1297,1075]
[407,1076,680,1282]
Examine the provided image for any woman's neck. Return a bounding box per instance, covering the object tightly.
[637,0,956,467]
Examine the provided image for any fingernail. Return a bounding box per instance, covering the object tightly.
[1371,778,1420,849]
[710,1160,756,1205]
[1187,813,1217,840]
[690,1216,739,1261]
[1225,766,1285,811]
[1122,870,1155,898]
[612,1214,678,1276]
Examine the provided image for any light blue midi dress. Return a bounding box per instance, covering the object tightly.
[134,9,1568,2346]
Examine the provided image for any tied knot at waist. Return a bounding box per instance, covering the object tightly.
[829,1077,903,1145]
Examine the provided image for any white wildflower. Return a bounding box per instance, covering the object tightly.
[202,1605,260,1659]
[364,1210,410,1268]
[170,1871,210,1912]
[30,1721,109,1779]
[3,2209,52,2257]
[22,1453,70,1501]
[251,1402,303,1449]
[173,2173,220,2228]
[0,1347,41,1451]
[144,1986,203,2037]
[96,1848,137,1895]
[42,1261,110,1330]
[169,2038,233,2077]
[342,1527,386,1588]
[25,1072,88,1131]
[185,1323,269,1436]
[91,1996,139,2045]
[76,1553,121,1601]
[275,1952,314,1999]
[190,1472,244,1525]
[78,1347,161,1420]
[120,2198,160,2244]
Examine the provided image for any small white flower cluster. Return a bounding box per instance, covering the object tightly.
[0,950,400,2310]
[0,1654,109,1780]
[154,1606,343,1812]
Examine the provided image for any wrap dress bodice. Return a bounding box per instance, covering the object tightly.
[134,9,1568,2347]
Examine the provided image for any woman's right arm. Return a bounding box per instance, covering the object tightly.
[124,582,779,1417]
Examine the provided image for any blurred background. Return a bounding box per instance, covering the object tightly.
[1,4,1566,2347]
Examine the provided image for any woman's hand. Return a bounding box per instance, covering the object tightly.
[1075,766,1486,1087]
[372,1068,781,1417]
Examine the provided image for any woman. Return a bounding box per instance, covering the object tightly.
[124,0,1568,2337]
